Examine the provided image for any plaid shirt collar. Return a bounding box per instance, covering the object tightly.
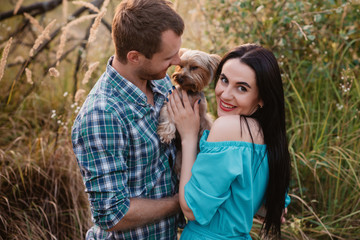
[105,56,169,111]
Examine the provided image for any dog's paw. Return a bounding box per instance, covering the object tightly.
[158,121,176,144]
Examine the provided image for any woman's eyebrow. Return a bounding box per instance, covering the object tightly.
[236,81,251,88]
[221,73,251,88]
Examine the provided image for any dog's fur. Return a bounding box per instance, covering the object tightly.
[157,48,221,174]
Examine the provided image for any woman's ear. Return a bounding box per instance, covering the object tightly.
[258,99,264,108]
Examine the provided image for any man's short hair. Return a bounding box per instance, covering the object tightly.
[112,0,184,63]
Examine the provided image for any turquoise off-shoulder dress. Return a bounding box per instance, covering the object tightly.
[180,130,290,240]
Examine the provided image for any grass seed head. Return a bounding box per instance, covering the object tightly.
[0,37,13,82]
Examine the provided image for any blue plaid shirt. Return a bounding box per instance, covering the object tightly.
[72,56,178,239]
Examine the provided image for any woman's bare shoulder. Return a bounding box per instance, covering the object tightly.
[207,115,264,144]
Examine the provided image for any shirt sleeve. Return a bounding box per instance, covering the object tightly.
[72,109,130,230]
[184,146,244,225]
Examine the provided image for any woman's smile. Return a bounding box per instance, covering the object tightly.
[219,99,236,112]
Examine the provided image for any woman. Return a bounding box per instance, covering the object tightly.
[167,44,291,239]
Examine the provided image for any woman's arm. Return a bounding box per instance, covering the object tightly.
[167,89,200,220]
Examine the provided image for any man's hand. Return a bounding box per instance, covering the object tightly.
[107,195,181,232]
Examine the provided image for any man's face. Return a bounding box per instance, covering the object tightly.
[137,30,182,80]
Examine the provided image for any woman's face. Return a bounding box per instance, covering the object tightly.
[215,59,263,117]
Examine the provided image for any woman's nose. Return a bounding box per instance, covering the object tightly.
[221,86,233,100]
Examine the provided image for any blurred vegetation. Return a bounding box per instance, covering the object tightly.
[199,1,360,239]
[0,0,359,239]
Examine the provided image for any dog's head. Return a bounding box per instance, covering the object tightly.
[171,48,221,92]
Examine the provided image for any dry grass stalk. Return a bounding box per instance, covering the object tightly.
[29,19,57,57]
[72,1,100,13]
[13,0,24,14]
[23,13,44,33]
[14,55,25,63]
[101,0,111,12]
[75,89,86,102]
[87,10,106,44]
[56,27,68,63]
[0,37,13,82]
[62,0,68,22]
[291,20,308,41]
[25,68,33,84]
[82,61,99,84]
[56,14,97,62]
[67,14,98,28]
[49,67,60,77]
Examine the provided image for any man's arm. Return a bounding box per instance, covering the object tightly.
[107,194,181,232]
[73,108,181,232]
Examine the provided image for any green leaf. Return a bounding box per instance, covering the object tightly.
[308,35,316,41]
[314,14,322,22]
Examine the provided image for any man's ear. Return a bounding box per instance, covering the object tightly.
[127,50,143,64]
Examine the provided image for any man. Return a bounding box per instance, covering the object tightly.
[71,0,184,239]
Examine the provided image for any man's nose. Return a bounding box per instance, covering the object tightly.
[171,53,181,66]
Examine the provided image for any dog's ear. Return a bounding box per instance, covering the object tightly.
[209,54,221,72]
[178,48,189,57]
[207,54,221,83]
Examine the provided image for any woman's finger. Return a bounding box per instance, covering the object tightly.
[169,89,179,113]
[181,90,192,109]
[167,99,174,119]
[172,88,184,110]
[193,98,200,117]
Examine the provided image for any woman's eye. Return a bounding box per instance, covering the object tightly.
[220,77,228,83]
[238,86,247,92]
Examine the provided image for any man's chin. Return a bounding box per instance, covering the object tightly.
[151,72,167,80]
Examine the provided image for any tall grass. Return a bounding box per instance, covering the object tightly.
[0,0,111,239]
[0,88,92,239]
[0,0,359,239]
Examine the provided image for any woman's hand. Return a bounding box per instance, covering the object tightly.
[168,89,199,221]
[167,89,200,143]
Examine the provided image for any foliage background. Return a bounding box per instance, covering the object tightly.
[0,0,359,239]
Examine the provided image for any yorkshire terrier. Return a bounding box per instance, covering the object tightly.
[157,48,221,174]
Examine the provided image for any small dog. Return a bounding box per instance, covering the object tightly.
[157,48,221,174]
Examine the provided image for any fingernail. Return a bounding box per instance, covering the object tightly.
[198,99,201,104]
[172,86,176,90]
[169,90,172,94]
[166,97,169,102]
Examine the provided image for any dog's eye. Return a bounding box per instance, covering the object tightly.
[190,66,198,71]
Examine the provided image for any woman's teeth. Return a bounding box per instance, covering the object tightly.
[221,101,235,109]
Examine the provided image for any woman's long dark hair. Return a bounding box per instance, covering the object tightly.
[214,44,291,238]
